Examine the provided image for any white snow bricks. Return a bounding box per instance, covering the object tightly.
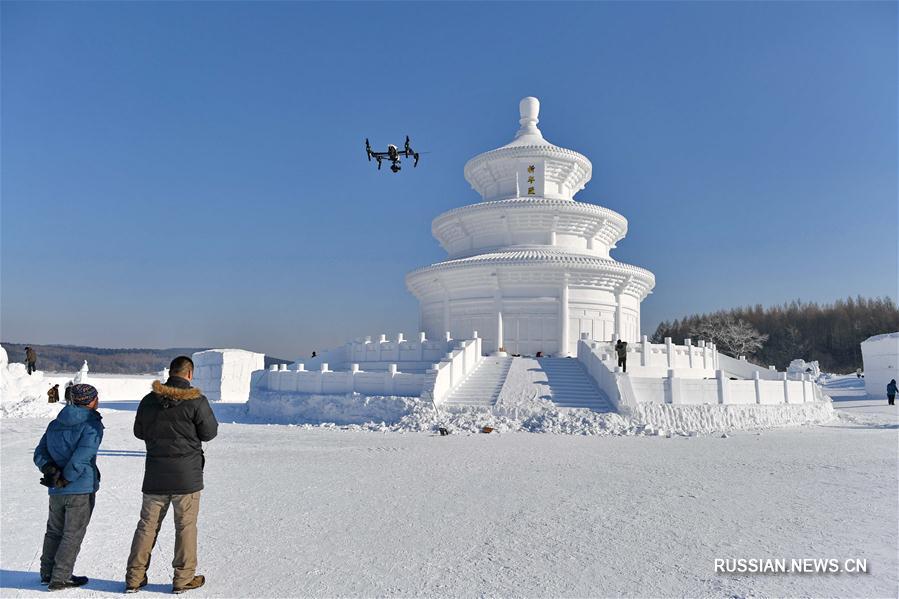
[861,332,899,398]
[193,349,265,402]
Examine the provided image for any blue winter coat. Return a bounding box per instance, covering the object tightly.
[33,404,104,495]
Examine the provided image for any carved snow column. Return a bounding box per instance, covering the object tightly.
[560,279,570,357]
[615,291,625,341]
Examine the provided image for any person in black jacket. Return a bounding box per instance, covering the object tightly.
[125,356,218,594]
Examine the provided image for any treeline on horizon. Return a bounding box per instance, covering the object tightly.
[2,343,289,374]
[651,296,899,374]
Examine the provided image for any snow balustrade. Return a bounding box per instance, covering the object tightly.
[255,362,427,397]
[299,332,457,373]
[577,336,827,411]
[421,335,484,406]
[587,335,720,377]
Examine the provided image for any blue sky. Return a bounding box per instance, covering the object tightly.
[2,1,896,359]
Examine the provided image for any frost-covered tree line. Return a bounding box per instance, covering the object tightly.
[651,296,899,373]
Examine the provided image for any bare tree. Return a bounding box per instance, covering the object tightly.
[689,314,768,358]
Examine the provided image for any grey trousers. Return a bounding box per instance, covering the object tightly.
[40,493,96,583]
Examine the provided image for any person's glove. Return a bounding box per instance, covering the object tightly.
[39,464,60,488]
[55,476,69,489]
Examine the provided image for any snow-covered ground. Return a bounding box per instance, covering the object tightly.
[1,375,896,597]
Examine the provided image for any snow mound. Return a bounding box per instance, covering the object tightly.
[249,391,833,435]
[0,360,62,420]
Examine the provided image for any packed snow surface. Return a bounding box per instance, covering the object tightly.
[1,375,895,597]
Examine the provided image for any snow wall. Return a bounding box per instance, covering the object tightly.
[861,332,899,398]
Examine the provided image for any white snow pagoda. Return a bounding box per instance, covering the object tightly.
[406,97,656,356]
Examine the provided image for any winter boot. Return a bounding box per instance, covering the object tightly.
[47,576,88,591]
[125,575,148,593]
[173,575,205,594]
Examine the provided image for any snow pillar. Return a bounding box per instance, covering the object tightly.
[782,372,790,404]
[641,335,649,366]
[615,292,624,342]
[716,370,729,404]
[667,369,682,404]
[684,338,693,368]
[560,281,570,357]
[496,310,504,353]
[753,371,762,404]
[665,337,673,368]
[385,364,398,395]
[443,296,450,339]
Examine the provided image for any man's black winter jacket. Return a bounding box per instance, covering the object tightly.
[134,376,218,495]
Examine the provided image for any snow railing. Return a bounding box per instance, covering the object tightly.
[589,335,719,376]
[257,363,426,397]
[578,335,826,406]
[576,337,635,415]
[717,353,783,381]
[421,334,484,406]
[346,332,455,365]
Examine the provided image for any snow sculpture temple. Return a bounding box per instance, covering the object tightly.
[406,97,655,356]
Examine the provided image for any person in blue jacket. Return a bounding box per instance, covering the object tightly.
[33,383,104,591]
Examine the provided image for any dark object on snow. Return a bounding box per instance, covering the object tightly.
[25,346,37,375]
[535,351,543,358]
[311,351,317,358]
[124,575,148,593]
[48,384,60,404]
[481,426,494,434]
[615,339,628,372]
[438,427,449,436]
[47,574,89,592]
[888,379,897,406]
[173,574,205,594]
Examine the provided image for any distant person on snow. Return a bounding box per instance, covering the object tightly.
[887,379,897,407]
[125,356,218,594]
[48,384,60,404]
[311,351,317,358]
[856,368,862,379]
[615,339,628,372]
[33,384,104,591]
[25,346,37,375]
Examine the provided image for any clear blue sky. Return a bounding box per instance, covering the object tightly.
[2,1,896,359]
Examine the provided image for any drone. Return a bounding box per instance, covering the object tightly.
[365,136,420,173]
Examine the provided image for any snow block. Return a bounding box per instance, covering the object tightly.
[193,349,265,403]
[861,332,899,399]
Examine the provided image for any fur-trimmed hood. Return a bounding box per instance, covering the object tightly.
[152,380,203,402]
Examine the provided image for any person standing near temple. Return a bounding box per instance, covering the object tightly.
[125,356,218,594]
[25,346,37,375]
[615,339,628,372]
[33,384,104,591]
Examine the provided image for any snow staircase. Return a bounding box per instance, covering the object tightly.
[443,357,513,407]
[536,358,616,412]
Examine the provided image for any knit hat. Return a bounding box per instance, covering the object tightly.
[69,384,98,406]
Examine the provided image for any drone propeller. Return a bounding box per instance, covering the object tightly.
[365,138,372,161]
[404,135,412,157]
